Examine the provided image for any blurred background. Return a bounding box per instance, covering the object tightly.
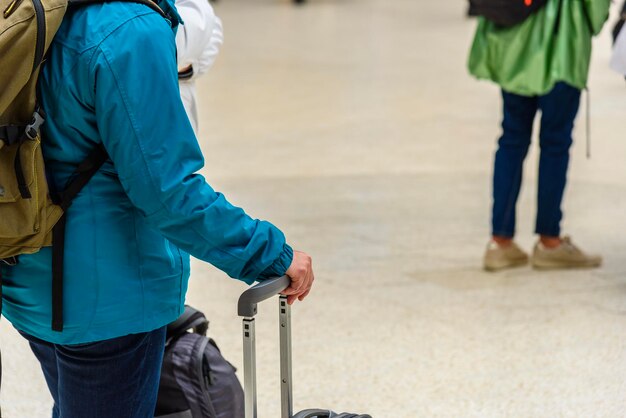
[3,0,626,416]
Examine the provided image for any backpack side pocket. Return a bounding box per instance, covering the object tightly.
[0,134,54,257]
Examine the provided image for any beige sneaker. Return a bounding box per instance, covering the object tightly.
[531,236,602,270]
[483,240,529,271]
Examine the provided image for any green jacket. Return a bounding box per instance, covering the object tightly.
[468,0,610,96]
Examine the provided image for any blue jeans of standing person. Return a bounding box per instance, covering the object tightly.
[492,82,581,239]
[20,327,167,418]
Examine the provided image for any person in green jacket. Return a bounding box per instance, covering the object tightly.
[468,0,610,271]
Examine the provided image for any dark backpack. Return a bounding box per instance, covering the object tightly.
[155,306,245,418]
[468,0,549,27]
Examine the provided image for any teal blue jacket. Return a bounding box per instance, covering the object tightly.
[0,0,293,344]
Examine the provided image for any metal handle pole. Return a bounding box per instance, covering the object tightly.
[238,276,291,318]
[243,318,257,418]
[279,296,293,418]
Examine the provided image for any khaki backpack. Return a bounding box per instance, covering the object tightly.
[0,0,68,261]
[0,0,113,338]
[0,0,167,331]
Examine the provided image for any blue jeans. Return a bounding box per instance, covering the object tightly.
[20,327,167,418]
[492,82,581,238]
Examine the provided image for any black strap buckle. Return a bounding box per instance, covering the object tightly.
[24,110,45,140]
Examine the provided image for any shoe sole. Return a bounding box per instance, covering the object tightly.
[531,259,602,270]
[483,259,529,272]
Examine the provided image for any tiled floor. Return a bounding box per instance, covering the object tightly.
[2,1,626,416]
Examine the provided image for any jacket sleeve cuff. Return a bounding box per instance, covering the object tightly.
[259,244,294,280]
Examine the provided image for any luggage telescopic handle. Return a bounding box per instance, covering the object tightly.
[238,275,291,317]
[240,276,293,418]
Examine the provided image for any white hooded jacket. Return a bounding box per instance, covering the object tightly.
[175,0,224,133]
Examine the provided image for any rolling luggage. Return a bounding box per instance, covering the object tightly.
[237,276,372,418]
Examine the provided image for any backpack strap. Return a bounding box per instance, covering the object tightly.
[0,126,26,147]
[166,306,209,344]
[67,0,167,19]
[14,142,32,199]
[55,143,109,211]
[0,109,45,146]
[9,109,46,199]
[51,143,109,331]
[0,108,43,147]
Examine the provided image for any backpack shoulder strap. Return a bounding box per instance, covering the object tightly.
[51,143,109,331]
[166,306,210,344]
[68,0,168,19]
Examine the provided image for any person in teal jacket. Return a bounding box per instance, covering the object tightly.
[468,0,609,271]
[0,1,313,416]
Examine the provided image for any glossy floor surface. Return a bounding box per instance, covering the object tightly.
[2,0,626,417]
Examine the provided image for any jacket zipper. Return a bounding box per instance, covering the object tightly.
[31,0,46,74]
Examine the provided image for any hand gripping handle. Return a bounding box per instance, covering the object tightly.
[238,276,291,317]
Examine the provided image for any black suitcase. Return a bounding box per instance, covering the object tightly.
[237,277,372,418]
